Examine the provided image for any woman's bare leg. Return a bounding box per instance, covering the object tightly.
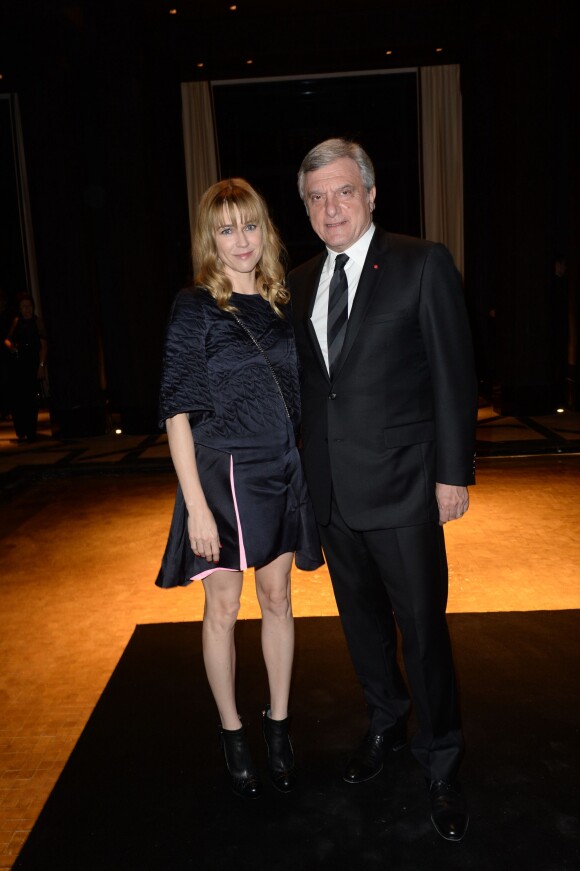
[255,552,294,719]
[201,569,244,730]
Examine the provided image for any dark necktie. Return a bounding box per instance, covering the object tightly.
[327,253,349,379]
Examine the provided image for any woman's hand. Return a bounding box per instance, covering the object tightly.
[187,503,221,563]
[165,413,222,563]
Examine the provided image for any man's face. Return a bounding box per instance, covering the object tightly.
[303,157,376,252]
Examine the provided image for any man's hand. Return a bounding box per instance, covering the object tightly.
[436,483,469,525]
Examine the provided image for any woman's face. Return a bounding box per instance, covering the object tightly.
[19,299,34,319]
[213,206,263,282]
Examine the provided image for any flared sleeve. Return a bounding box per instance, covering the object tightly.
[158,288,215,428]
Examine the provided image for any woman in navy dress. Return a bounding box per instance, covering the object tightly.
[157,178,323,799]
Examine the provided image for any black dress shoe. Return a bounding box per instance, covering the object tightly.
[343,727,406,784]
[428,779,469,841]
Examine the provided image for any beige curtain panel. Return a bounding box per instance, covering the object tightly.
[181,81,219,264]
[420,64,464,277]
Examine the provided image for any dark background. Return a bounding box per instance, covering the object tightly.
[0,0,577,434]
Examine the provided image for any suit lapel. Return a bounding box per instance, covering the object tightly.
[332,229,391,381]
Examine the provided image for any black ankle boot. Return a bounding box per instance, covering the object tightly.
[262,704,296,793]
[220,725,263,799]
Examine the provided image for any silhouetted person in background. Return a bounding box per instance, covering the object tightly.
[4,293,48,442]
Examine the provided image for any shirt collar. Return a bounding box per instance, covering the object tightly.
[325,223,375,271]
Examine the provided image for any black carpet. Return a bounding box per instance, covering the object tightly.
[14,613,580,871]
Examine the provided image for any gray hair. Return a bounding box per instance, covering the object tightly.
[297,138,376,202]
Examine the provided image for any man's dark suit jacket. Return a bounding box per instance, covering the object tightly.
[288,227,478,530]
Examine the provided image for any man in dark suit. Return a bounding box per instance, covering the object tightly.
[287,138,477,841]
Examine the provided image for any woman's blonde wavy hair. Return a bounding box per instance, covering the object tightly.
[193,178,289,315]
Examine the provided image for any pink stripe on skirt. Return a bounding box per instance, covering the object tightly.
[192,455,248,581]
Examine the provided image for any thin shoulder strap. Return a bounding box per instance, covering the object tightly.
[230,312,291,420]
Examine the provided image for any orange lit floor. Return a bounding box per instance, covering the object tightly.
[1,448,579,866]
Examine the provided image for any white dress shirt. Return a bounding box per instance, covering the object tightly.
[311,223,376,372]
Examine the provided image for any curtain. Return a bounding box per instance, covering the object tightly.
[180,82,219,260]
[420,64,464,276]
[12,95,42,313]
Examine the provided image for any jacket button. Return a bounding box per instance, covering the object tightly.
[328,393,337,400]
